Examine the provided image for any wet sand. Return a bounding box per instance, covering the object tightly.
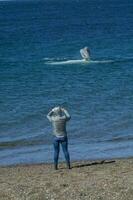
[0,158,133,200]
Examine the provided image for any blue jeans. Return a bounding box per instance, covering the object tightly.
[53,136,70,168]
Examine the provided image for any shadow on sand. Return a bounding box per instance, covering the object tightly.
[72,160,115,169]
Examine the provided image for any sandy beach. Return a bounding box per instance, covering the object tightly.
[0,158,133,200]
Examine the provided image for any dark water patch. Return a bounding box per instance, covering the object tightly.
[106,135,133,143]
[0,136,51,150]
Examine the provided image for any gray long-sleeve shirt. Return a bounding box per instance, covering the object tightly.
[47,109,71,137]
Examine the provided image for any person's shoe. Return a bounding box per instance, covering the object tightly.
[54,165,58,170]
[67,164,71,169]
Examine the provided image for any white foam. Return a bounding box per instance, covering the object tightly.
[90,60,114,64]
[45,59,114,65]
[47,59,88,65]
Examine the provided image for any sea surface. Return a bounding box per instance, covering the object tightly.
[0,0,133,166]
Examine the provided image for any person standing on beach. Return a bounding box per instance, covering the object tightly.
[80,46,91,61]
[47,106,71,170]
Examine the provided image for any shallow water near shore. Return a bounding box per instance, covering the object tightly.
[0,0,133,166]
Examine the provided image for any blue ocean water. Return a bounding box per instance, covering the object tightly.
[0,0,133,166]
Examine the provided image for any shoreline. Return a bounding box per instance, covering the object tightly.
[0,158,115,169]
[0,155,133,168]
[0,157,133,200]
